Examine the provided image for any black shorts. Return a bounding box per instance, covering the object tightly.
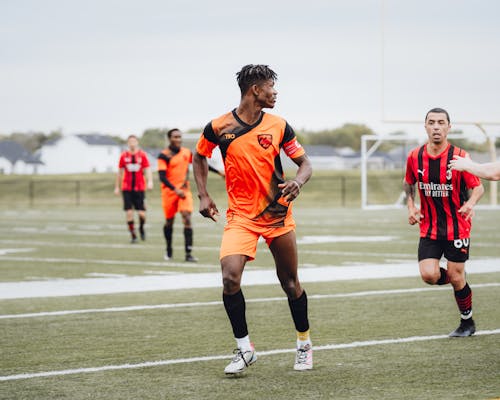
[418,237,470,263]
[122,191,146,211]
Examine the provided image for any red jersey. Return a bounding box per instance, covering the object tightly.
[404,143,481,240]
[196,110,305,226]
[118,150,150,191]
[157,147,192,191]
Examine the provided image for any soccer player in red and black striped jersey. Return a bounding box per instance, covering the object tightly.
[114,135,153,243]
[404,108,484,337]
[193,65,313,373]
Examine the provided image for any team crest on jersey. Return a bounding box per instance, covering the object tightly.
[446,168,452,180]
[258,134,272,149]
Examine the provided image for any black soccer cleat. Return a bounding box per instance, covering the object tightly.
[449,318,476,337]
[185,254,198,262]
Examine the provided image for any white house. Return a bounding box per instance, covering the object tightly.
[37,134,122,174]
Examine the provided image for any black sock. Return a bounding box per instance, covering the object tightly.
[139,216,145,234]
[184,227,193,255]
[163,224,173,256]
[223,290,248,339]
[437,267,450,285]
[288,290,309,333]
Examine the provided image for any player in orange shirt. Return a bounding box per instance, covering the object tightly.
[158,128,223,262]
[193,64,313,374]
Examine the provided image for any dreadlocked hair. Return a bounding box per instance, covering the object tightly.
[236,64,278,95]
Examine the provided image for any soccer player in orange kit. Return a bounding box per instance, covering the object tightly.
[193,65,313,374]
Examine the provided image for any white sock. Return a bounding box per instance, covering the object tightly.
[297,338,312,349]
[236,335,252,351]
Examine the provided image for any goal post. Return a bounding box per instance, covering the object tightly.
[361,134,421,210]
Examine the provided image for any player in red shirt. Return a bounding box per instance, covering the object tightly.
[193,65,313,374]
[404,108,484,337]
[114,135,153,243]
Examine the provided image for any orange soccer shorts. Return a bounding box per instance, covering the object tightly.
[161,189,193,219]
[219,212,296,261]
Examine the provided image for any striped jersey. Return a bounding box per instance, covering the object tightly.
[404,143,481,240]
[118,150,150,191]
[196,109,305,226]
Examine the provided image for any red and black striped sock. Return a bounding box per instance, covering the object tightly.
[127,220,136,237]
[454,283,472,319]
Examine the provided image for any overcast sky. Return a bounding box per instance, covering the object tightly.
[1,0,499,139]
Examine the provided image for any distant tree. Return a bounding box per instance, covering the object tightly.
[186,127,203,134]
[447,129,489,152]
[140,128,169,149]
[2,130,62,152]
[307,123,375,150]
[109,135,126,146]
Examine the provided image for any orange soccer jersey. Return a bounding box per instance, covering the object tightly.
[157,147,192,189]
[157,147,193,219]
[196,110,305,227]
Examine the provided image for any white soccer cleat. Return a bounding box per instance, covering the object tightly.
[224,344,257,374]
[294,343,313,371]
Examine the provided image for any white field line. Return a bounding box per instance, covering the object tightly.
[2,260,500,299]
[1,283,499,320]
[0,256,217,269]
[1,329,499,382]
[0,250,416,265]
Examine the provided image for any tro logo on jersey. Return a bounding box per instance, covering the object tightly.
[258,134,272,149]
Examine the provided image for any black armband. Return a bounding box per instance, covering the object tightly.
[158,170,175,190]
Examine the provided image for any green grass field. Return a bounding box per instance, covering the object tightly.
[0,173,499,399]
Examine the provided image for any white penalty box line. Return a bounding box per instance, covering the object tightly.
[1,329,499,382]
[1,283,499,320]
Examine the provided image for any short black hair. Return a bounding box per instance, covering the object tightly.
[425,107,450,123]
[167,128,180,139]
[236,64,277,95]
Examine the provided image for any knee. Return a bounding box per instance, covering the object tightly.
[447,270,465,287]
[222,272,241,295]
[280,277,301,298]
[420,271,438,285]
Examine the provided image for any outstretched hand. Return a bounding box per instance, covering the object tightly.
[448,154,471,172]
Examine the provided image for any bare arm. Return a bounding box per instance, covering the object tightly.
[144,167,153,190]
[114,168,124,195]
[193,152,219,221]
[450,155,500,181]
[278,154,313,202]
[403,180,421,225]
[458,184,484,221]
